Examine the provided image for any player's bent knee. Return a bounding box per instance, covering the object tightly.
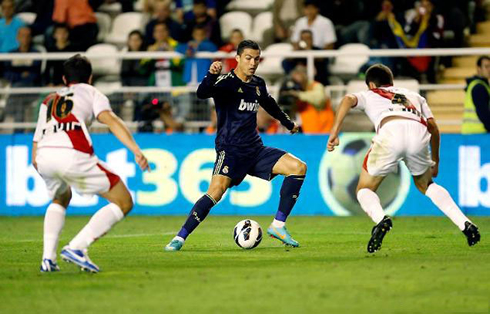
[296,161,307,175]
[54,188,72,208]
[207,186,227,202]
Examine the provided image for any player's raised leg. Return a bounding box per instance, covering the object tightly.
[356,168,392,253]
[267,153,307,247]
[40,188,71,272]
[165,175,231,251]
[61,181,133,272]
[413,168,480,246]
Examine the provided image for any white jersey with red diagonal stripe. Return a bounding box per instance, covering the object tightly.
[33,83,112,154]
[352,86,434,131]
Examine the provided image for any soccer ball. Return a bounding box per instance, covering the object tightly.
[233,219,262,249]
[326,136,401,215]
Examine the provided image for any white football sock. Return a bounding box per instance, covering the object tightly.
[43,203,66,260]
[357,188,385,224]
[271,219,285,228]
[425,183,469,231]
[172,236,185,243]
[69,203,124,250]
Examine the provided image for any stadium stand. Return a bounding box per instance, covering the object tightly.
[250,11,272,44]
[106,12,144,45]
[95,12,112,43]
[329,43,370,78]
[86,43,121,77]
[0,0,488,135]
[219,11,252,40]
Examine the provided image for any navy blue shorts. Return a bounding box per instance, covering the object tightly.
[213,145,287,186]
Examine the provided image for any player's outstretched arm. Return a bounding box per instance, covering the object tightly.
[327,94,357,152]
[427,118,440,177]
[196,61,222,99]
[97,111,149,172]
[261,94,297,133]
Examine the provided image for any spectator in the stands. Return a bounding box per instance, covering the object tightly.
[279,65,334,134]
[290,0,336,50]
[394,0,444,82]
[365,0,403,72]
[3,26,41,127]
[121,30,152,86]
[148,22,184,87]
[438,0,467,48]
[219,28,243,73]
[177,24,217,84]
[52,0,98,51]
[31,0,54,40]
[175,0,216,23]
[4,26,41,87]
[319,0,370,46]
[44,24,75,86]
[183,0,222,48]
[145,0,184,44]
[271,0,303,44]
[0,0,25,53]
[282,29,329,85]
[463,56,490,134]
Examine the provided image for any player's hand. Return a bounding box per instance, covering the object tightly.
[209,61,222,75]
[431,161,439,177]
[327,134,339,152]
[135,151,150,172]
[290,123,300,134]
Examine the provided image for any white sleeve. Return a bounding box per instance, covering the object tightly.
[324,18,337,45]
[420,96,434,119]
[33,104,47,142]
[93,89,112,118]
[290,19,302,43]
[351,92,367,111]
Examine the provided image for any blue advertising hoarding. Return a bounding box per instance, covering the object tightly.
[1,133,489,216]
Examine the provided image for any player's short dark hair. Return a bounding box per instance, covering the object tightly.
[194,0,207,6]
[365,63,394,87]
[63,54,92,84]
[477,56,490,67]
[237,40,260,55]
[304,0,319,8]
[53,23,69,32]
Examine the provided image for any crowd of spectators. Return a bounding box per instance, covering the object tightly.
[0,0,487,133]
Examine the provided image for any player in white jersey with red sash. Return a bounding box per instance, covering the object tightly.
[33,55,149,272]
[327,64,480,253]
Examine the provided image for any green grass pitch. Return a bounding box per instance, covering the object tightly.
[0,216,489,313]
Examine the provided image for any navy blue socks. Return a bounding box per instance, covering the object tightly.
[275,175,305,222]
[177,194,216,239]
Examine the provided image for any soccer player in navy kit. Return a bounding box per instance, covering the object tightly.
[165,40,307,251]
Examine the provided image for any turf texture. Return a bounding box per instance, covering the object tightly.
[0,216,489,313]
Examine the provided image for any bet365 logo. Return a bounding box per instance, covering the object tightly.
[459,146,490,207]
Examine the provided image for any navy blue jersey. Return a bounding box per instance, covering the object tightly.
[197,69,294,150]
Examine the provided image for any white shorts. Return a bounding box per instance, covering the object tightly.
[363,119,435,177]
[36,147,120,200]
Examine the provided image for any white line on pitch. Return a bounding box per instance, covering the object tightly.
[4,232,176,243]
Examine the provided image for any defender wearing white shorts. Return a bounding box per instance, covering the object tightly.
[327,64,480,253]
[33,55,149,272]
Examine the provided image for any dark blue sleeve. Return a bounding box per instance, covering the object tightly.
[196,72,219,99]
[261,94,295,130]
[472,84,490,132]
